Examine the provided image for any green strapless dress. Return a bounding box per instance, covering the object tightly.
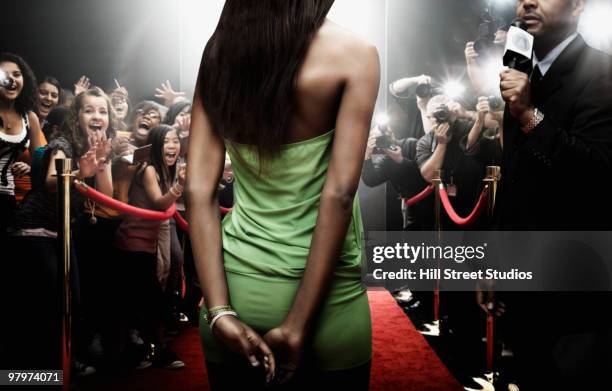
[200,129,372,370]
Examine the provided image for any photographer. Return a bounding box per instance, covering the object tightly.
[416,95,497,229]
[362,123,431,230]
[389,74,433,137]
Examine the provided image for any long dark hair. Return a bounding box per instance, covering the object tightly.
[199,0,334,157]
[0,52,37,116]
[145,124,176,193]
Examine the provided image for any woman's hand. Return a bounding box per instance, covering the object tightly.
[111,137,136,158]
[78,147,99,179]
[154,80,186,107]
[88,132,112,170]
[112,79,129,99]
[177,162,186,186]
[212,316,276,382]
[175,114,191,137]
[11,162,31,177]
[263,326,304,384]
[74,75,91,96]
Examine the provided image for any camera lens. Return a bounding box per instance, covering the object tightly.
[488,96,503,111]
[433,105,450,123]
[416,83,432,98]
[375,134,394,149]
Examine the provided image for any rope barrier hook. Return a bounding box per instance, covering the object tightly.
[483,166,501,217]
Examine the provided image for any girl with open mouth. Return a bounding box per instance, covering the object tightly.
[36,76,61,127]
[114,124,187,370]
[0,52,45,249]
[6,87,113,371]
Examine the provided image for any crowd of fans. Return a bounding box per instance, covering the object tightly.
[0,52,234,376]
[0,28,507,380]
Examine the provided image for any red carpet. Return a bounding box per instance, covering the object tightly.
[368,289,463,391]
[78,290,461,390]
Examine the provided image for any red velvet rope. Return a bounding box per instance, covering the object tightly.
[174,211,189,232]
[74,180,176,221]
[403,185,434,206]
[438,184,489,226]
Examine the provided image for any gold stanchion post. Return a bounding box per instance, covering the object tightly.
[55,158,72,391]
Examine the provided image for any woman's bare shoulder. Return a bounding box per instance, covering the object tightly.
[315,20,379,67]
[27,111,39,125]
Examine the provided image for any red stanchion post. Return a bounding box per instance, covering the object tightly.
[484,166,500,374]
[420,170,443,337]
[433,171,442,324]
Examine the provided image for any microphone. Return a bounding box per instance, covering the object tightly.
[0,70,13,89]
[503,19,534,74]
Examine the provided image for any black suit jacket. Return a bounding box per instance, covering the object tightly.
[497,38,612,379]
[498,35,612,230]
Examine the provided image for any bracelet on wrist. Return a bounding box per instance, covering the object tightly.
[204,305,234,323]
[521,108,544,134]
[210,311,239,331]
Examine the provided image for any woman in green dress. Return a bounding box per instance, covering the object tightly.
[186,1,379,389]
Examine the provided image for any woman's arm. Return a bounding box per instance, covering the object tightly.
[142,165,181,210]
[281,44,380,339]
[185,86,228,309]
[27,111,45,157]
[186,78,275,377]
[94,163,113,197]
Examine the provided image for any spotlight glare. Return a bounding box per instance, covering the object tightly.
[483,58,504,90]
[442,81,465,99]
[0,69,6,81]
[376,113,390,127]
[579,2,612,54]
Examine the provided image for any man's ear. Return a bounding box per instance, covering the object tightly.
[572,0,586,17]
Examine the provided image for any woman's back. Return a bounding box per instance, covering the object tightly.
[224,128,363,280]
[189,6,380,384]
[285,20,370,143]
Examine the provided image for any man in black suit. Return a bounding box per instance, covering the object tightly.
[499,0,612,230]
[497,0,612,389]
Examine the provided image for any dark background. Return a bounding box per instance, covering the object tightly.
[2,0,182,103]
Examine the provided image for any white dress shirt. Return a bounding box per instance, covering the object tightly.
[532,32,579,76]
